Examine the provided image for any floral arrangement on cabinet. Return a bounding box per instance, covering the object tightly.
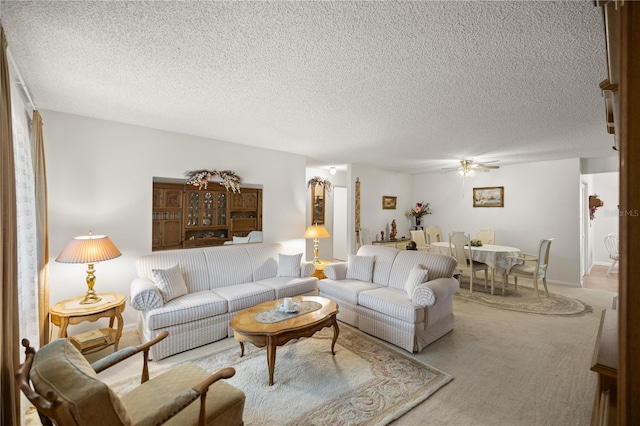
[185,169,242,193]
[307,176,332,193]
[405,201,431,226]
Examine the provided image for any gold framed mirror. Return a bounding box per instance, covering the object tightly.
[312,185,325,225]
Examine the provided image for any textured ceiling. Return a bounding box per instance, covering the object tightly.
[0,1,615,173]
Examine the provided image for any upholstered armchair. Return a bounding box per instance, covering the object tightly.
[16,331,245,426]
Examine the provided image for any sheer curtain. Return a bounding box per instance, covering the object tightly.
[12,70,38,346]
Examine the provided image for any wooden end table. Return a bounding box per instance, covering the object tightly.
[230,296,339,386]
[312,259,331,279]
[50,292,126,354]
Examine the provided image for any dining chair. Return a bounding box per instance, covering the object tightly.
[410,230,428,249]
[604,233,619,277]
[425,226,442,244]
[475,229,495,245]
[506,238,554,300]
[449,231,488,293]
[359,227,372,247]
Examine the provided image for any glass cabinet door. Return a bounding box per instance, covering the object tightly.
[202,192,213,226]
[187,191,200,227]
[216,192,227,226]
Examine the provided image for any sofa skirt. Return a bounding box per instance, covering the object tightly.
[139,311,234,360]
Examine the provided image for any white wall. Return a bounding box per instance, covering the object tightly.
[348,164,414,253]
[589,172,619,264]
[43,110,308,328]
[413,158,582,285]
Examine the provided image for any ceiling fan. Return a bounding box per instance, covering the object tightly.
[442,159,500,177]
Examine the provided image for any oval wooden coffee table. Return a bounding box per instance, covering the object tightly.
[230,295,339,386]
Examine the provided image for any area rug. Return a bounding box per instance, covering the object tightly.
[454,278,591,316]
[110,326,452,425]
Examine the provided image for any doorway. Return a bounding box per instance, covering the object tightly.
[580,180,589,285]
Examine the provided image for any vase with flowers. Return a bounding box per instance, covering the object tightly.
[405,202,431,227]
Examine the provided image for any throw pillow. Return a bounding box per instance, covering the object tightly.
[277,253,303,277]
[152,264,188,303]
[233,236,250,244]
[346,254,375,282]
[404,265,429,297]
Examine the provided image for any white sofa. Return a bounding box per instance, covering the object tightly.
[319,245,459,352]
[130,243,318,360]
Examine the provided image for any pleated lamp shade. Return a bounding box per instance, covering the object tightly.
[56,234,122,264]
[55,233,121,304]
[303,225,331,239]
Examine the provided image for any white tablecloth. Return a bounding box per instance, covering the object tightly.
[429,241,520,274]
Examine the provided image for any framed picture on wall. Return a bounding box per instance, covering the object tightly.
[473,186,504,207]
[312,185,325,224]
[382,195,397,210]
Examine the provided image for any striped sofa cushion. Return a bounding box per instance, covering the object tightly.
[202,245,254,288]
[136,249,212,293]
[144,291,228,330]
[346,254,375,282]
[242,243,283,281]
[213,283,275,312]
[356,245,401,286]
[387,251,457,290]
[358,287,425,323]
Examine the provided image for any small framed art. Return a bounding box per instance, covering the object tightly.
[473,186,504,207]
[382,196,397,210]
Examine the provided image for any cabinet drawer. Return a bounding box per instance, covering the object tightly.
[232,218,257,230]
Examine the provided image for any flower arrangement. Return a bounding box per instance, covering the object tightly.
[185,169,242,193]
[307,176,332,193]
[470,239,483,247]
[405,202,431,218]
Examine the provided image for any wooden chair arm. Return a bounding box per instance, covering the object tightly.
[191,367,236,426]
[192,367,236,395]
[91,331,169,383]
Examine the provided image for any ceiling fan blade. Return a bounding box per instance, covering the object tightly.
[475,164,500,169]
[440,168,459,174]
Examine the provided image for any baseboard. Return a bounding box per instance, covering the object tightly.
[548,279,581,287]
[123,323,138,333]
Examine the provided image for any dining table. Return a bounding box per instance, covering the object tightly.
[429,241,521,295]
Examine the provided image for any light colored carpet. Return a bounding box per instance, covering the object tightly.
[27,279,616,426]
[454,278,590,315]
[391,281,616,426]
[108,325,451,425]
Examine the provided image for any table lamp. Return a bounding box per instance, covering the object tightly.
[55,232,122,304]
[303,224,330,264]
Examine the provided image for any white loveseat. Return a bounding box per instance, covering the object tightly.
[130,243,318,360]
[319,245,459,352]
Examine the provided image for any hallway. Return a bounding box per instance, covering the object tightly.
[583,264,618,293]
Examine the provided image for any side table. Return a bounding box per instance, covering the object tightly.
[50,292,126,354]
[312,259,332,280]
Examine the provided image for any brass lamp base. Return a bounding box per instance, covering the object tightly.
[80,263,102,304]
[80,292,102,305]
[312,238,321,264]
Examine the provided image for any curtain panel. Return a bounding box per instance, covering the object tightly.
[33,110,50,346]
[0,26,21,426]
